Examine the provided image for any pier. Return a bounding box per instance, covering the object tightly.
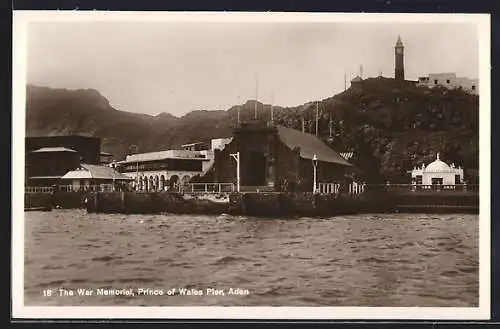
[84,183,478,217]
[24,183,479,217]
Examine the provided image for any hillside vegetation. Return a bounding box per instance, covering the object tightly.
[25,78,479,183]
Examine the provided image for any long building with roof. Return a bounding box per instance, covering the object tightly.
[61,163,133,191]
[212,121,352,192]
[26,135,101,165]
[25,135,120,187]
[115,148,219,192]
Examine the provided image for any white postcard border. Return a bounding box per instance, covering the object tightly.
[12,11,491,320]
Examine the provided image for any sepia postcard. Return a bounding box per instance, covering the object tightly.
[12,11,491,320]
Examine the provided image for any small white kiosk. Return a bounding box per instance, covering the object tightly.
[410,153,464,190]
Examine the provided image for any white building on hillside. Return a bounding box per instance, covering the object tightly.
[211,137,232,151]
[417,73,478,95]
[409,153,464,190]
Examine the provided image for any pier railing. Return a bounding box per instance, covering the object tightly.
[57,184,116,192]
[25,184,118,193]
[181,183,235,193]
[317,183,367,194]
[315,183,478,195]
[25,186,54,194]
[25,183,479,196]
[134,183,235,194]
[366,183,479,195]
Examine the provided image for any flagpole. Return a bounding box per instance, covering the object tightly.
[329,113,333,138]
[270,92,274,125]
[237,95,241,125]
[254,73,259,120]
[315,102,319,137]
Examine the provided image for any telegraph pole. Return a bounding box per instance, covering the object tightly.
[329,114,333,138]
[315,102,319,137]
[270,92,274,125]
[230,152,240,192]
[237,95,241,125]
[254,74,259,120]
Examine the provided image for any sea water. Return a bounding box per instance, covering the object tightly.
[23,210,478,307]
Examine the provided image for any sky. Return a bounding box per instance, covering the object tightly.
[26,16,480,116]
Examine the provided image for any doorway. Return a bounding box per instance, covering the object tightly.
[246,151,267,186]
[431,177,443,185]
[431,177,443,191]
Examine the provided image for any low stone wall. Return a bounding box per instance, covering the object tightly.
[87,192,122,213]
[24,193,53,211]
[87,192,230,215]
[123,192,153,214]
[239,193,280,217]
[280,192,315,216]
[53,192,87,209]
[228,192,386,217]
[85,190,479,217]
[390,193,479,207]
[25,191,90,210]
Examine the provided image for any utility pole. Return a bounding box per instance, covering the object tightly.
[315,102,319,137]
[329,113,333,138]
[237,95,241,125]
[112,160,116,192]
[136,161,139,191]
[313,154,318,194]
[270,92,274,125]
[254,73,259,120]
[344,73,347,91]
[230,152,240,192]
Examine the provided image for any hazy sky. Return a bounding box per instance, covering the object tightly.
[26,19,479,116]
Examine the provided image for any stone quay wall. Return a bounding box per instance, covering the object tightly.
[86,192,229,215]
[28,190,479,216]
[85,191,396,217]
[24,192,53,211]
[25,191,89,210]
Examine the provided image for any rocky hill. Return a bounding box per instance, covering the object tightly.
[25,78,479,183]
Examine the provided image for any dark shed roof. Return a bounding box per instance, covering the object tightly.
[276,125,352,166]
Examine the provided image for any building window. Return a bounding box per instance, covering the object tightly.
[455,175,461,184]
[472,85,476,90]
[446,79,450,84]
[416,175,423,185]
[434,79,438,85]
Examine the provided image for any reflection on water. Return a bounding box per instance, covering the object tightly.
[24,210,478,306]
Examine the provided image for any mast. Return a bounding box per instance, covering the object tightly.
[254,73,259,120]
[270,92,274,125]
[237,95,241,125]
[329,113,333,138]
[315,102,319,137]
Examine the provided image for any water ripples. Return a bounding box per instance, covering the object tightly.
[24,210,478,307]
